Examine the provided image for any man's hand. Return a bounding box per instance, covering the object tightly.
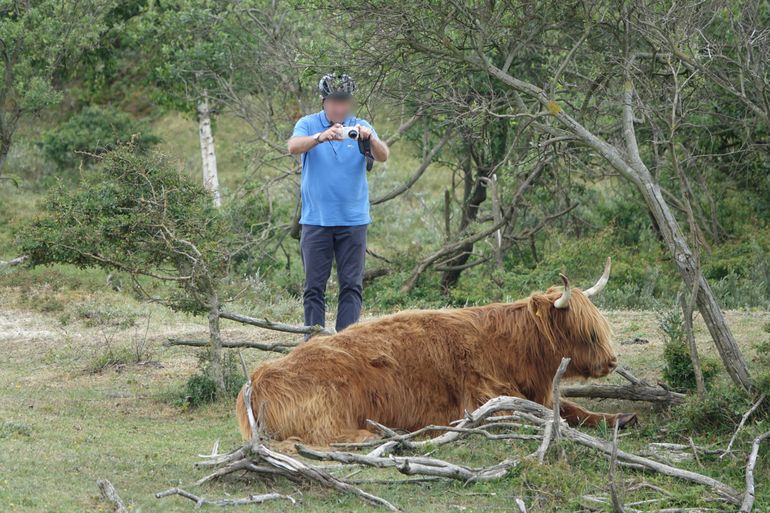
[288,123,344,155]
[354,123,389,162]
[319,123,344,143]
[355,123,374,140]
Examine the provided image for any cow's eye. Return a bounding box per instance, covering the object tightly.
[590,331,598,344]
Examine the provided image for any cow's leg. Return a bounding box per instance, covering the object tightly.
[332,428,382,444]
[559,400,637,428]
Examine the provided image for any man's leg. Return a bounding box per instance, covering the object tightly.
[333,224,367,332]
[300,225,334,332]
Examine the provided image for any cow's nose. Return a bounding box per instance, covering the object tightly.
[608,359,618,371]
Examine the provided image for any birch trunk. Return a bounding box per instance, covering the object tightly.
[197,91,221,208]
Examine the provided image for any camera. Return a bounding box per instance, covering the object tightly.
[339,126,359,139]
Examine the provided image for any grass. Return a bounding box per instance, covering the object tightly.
[1,277,769,512]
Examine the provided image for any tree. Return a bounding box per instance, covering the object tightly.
[20,146,249,397]
[338,0,754,390]
[0,0,115,178]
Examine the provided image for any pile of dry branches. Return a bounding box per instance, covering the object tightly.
[154,357,768,512]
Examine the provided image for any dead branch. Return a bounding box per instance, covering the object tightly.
[297,444,520,483]
[608,423,626,513]
[561,383,685,404]
[722,394,766,458]
[551,357,570,444]
[533,357,570,462]
[363,267,393,285]
[250,444,400,511]
[96,479,128,513]
[0,255,27,268]
[384,109,423,147]
[371,129,452,205]
[165,337,298,354]
[163,393,744,511]
[740,430,770,513]
[155,487,294,507]
[615,366,648,386]
[219,309,334,336]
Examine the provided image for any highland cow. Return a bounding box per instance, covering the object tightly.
[237,258,637,444]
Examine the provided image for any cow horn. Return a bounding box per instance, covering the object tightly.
[554,273,571,309]
[584,257,612,298]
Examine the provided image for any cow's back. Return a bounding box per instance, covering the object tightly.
[239,309,487,443]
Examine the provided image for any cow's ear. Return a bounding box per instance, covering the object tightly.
[528,295,557,348]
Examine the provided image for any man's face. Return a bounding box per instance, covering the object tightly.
[324,96,353,124]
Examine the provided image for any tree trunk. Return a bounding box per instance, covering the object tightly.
[197,91,221,208]
[633,177,752,390]
[0,139,9,177]
[207,291,226,398]
[441,119,508,291]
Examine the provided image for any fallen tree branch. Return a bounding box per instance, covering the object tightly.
[0,255,27,268]
[155,487,294,507]
[296,444,520,483]
[740,430,770,513]
[96,479,128,513]
[165,337,298,354]
[219,310,334,336]
[164,393,743,510]
[561,383,686,404]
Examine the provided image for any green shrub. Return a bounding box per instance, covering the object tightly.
[753,339,770,396]
[658,307,720,392]
[180,351,245,408]
[671,381,753,434]
[87,346,135,373]
[40,105,159,168]
[0,421,32,439]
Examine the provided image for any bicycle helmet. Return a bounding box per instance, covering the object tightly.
[319,74,356,99]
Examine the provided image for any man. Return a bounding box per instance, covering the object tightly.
[288,74,389,334]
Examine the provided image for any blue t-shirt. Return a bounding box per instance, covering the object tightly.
[292,111,378,226]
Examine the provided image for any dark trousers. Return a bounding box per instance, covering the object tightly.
[300,224,367,333]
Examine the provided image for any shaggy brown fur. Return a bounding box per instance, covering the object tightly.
[237,286,636,444]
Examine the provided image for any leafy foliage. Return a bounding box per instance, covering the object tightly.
[181,352,245,408]
[19,145,236,313]
[658,307,720,392]
[40,106,159,168]
[0,0,116,174]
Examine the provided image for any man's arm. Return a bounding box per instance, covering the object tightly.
[288,123,343,155]
[368,136,389,162]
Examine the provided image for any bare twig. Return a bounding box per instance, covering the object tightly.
[722,394,766,458]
